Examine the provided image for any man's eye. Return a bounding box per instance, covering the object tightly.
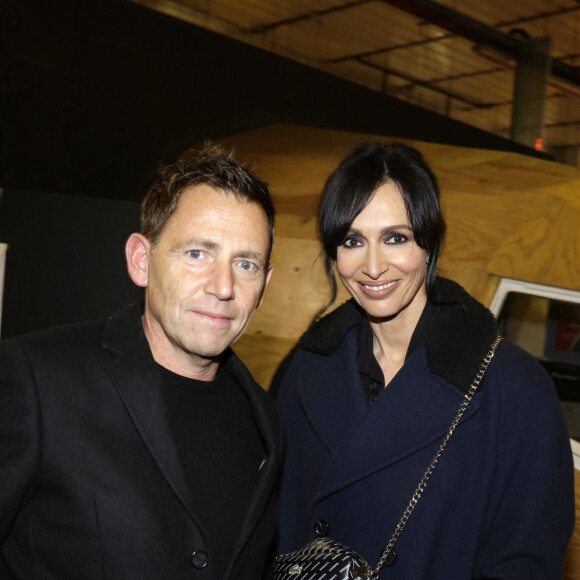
[238,260,256,271]
[188,250,204,259]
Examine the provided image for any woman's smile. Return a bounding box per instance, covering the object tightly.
[359,279,400,297]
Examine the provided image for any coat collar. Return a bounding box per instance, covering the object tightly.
[293,327,482,503]
[299,277,498,393]
[100,302,281,566]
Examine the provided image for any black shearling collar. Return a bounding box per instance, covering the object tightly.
[299,278,499,392]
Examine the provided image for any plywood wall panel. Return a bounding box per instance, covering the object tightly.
[488,194,580,289]
[222,124,580,388]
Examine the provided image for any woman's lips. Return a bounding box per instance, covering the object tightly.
[357,279,399,299]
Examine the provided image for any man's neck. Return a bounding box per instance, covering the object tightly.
[141,316,221,381]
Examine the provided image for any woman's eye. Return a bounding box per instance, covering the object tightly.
[386,233,408,245]
[342,236,362,248]
[188,250,204,259]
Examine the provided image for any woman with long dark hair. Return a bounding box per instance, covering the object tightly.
[274,142,574,578]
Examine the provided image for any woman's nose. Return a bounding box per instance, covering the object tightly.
[362,247,388,279]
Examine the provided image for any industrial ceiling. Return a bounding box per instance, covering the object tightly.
[130,0,580,163]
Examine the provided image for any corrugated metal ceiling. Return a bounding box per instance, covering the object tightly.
[130,0,580,162]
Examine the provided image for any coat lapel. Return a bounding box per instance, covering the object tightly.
[297,330,481,504]
[296,328,370,455]
[101,304,204,531]
[223,349,282,572]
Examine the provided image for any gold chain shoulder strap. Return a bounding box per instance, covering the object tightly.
[352,335,503,579]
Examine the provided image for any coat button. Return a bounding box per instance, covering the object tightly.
[190,551,208,569]
[314,520,329,537]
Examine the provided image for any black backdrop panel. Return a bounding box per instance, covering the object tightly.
[1,0,547,203]
[0,189,142,338]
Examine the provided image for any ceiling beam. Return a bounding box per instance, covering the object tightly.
[246,0,371,33]
[380,0,580,92]
[380,0,519,53]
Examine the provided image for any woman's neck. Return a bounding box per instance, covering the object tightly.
[368,293,427,385]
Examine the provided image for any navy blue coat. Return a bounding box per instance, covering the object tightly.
[276,279,574,579]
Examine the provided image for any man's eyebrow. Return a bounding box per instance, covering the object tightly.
[171,238,219,253]
[236,250,267,266]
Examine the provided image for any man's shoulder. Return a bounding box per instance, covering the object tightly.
[1,318,104,351]
[0,302,143,360]
[0,319,109,383]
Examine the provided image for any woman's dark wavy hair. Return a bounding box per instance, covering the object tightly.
[318,142,446,311]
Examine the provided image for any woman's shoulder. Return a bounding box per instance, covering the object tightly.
[298,299,365,355]
[486,339,562,409]
[269,302,363,396]
[493,339,553,381]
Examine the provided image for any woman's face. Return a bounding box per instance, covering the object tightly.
[336,181,428,322]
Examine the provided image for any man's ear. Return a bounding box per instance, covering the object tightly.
[257,263,274,308]
[265,263,273,287]
[125,233,151,288]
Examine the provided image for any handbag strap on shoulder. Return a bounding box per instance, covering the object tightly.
[369,335,503,577]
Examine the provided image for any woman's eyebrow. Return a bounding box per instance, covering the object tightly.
[347,224,412,235]
[381,225,412,234]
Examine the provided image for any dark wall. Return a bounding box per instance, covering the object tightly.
[1,0,547,203]
[0,0,548,337]
[0,189,142,338]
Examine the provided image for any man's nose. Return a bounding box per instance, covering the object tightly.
[206,261,235,300]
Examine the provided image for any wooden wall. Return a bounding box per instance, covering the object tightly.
[224,124,580,387]
[222,125,580,576]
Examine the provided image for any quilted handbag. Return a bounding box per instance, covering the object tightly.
[273,537,373,579]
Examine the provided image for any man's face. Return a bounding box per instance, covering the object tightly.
[128,184,272,377]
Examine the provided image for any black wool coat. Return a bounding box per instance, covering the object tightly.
[0,302,283,579]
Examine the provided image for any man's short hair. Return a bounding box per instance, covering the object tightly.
[141,143,275,257]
